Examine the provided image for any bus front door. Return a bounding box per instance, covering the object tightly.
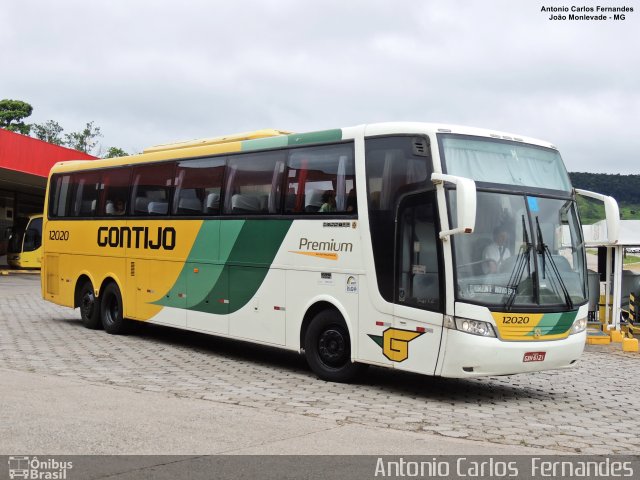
[393,192,443,375]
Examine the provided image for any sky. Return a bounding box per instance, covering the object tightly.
[1,0,638,173]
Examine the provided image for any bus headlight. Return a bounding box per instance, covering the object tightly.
[453,317,496,338]
[571,316,587,334]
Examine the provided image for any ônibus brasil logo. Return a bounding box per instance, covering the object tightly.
[8,456,73,479]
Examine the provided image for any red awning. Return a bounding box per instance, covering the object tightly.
[0,128,97,178]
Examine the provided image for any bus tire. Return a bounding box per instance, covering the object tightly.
[79,281,101,329]
[304,309,367,383]
[100,283,126,335]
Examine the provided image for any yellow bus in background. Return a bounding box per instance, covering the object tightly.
[7,214,43,269]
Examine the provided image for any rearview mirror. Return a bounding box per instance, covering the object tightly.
[431,173,476,238]
[575,188,619,245]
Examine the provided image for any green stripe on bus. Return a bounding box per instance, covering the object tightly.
[241,136,289,151]
[155,220,292,315]
[225,220,291,266]
[526,311,576,336]
[286,129,342,146]
[240,129,342,152]
[222,219,292,313]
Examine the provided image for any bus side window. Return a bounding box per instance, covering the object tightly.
[49,174,72,218]
[131,163,176,216]
[69,171,101,217]
[174,157,226,216]
[285,143,356,214]
[100,168,132,217]
[224,151,286,215]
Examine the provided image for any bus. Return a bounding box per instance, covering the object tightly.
[7,214,43,269]
[40,123,619,382]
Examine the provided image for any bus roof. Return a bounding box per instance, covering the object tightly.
[47,122,557,175]
[143,129,293,154]
[14,213,42,222]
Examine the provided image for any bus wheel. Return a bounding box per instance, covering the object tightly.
[79,281,101,329]
[100,283,126,335]
[304,310,366,383]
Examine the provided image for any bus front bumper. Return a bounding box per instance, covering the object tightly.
[438,329,586,378]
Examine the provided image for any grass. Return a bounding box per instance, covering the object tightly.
[624,254,640,265]
[577,199,640,225]
[586,249,640,265]
[619,204,640,220]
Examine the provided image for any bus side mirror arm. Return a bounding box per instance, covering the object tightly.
[575,188,620,244]
[431,173,477,239]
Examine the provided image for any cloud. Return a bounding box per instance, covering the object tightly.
[1,0,637,172]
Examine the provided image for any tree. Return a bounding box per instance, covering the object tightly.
[103,147,128,158]
[570,172,640,205]
[64,121,102,154]
[0,99,33,135]
[31,120,65,145]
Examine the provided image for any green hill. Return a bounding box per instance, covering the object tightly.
[570,172,640,205]
[570,172,640,223]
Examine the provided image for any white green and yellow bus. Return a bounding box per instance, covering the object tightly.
[41,123,618,382]
[7,214,43,269]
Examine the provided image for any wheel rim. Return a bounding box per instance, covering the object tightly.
[318,326,348,368]
[81,290,95,319]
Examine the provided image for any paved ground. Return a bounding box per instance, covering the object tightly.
[1,274,639,455]
[7,369,540,455]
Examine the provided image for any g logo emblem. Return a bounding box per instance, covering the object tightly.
[368,328,424,362]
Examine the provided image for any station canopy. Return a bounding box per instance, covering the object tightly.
[0,128,96,196]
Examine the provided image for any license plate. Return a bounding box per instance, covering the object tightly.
[523,351,546,362]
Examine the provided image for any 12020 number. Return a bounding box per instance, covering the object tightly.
[502,316,530,324]
[49,230,69,241]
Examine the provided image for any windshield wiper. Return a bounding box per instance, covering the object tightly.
[504,215,533,311]
[535,217,574,310]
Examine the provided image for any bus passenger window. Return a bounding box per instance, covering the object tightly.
[49,174,72,218]
[100,168,132,217]
[131,163,176,216]
[285,143,356,214]
[70,171,101,217]
[174,157,226,216]
[224,151,286,215]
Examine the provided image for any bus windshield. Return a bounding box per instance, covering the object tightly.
[440,135,571,191]
[7,217,29,254]
[7,217,42,254]
[449,191,587,310]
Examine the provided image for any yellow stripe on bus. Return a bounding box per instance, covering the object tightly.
[288,251,338,260]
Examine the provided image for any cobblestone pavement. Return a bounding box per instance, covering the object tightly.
[1,275,639,455]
